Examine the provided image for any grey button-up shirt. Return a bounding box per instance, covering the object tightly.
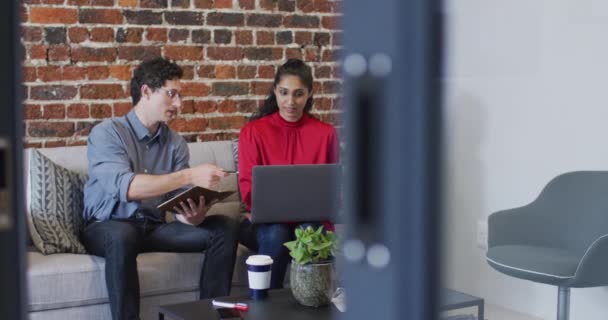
[83,110,190,222]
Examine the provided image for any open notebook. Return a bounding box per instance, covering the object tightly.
[157,186,235,212]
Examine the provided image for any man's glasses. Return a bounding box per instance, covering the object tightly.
[157,88,182,100]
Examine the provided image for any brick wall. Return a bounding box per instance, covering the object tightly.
[20,0,342,148]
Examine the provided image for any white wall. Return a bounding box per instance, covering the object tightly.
[442,0,608,319]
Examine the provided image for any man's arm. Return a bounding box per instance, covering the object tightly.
[126,164,225,201]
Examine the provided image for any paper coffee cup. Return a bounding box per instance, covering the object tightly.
[246,255,273,299]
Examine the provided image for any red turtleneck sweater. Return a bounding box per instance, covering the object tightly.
[238,112,339,228]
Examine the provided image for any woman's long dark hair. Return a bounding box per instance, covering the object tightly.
[249,59,314,121]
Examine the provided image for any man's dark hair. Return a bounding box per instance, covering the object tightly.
[130,57,183,105]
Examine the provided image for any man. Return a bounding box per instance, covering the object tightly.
[82,57,238,320]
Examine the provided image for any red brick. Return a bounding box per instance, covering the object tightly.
[235,30,253,45]
[146,28,167,42]
[72,47,117,62]
[314,65,331,79]
[182,66,194,80]
[164,46,203,61]
[206,116,247,130]
[74,121,100,136]
[256,31,274,45]
[24,104,42,120]
[29,44,47,60]
[297,0,314,12]
[68,0,90,4]
[90,28,114,42]
[212,82,249,96]
[36,66,62,82]
[237,66,256,79]
[321,16,340,30]
[113,102,132,116]
[313,0,331,12]
[198,132,239,141]
[62,66,87,81]
[259,0,276,10]
[43,104,66,119]
[30,8,78,24]
[28,121,75,137]
[237,99,257,113]
[193,0,213,8]
[322,48,339,62]
[90,104,112,118]
[180,99,195,114]
[118,46,161,61]
[119,0,138,6]
[284,15,319,28]
[117,28,143,43]
[313,82,322,93]
[332,66,341,79]
[109,65,131,80]
[48,45,71,62]
[286,48,302,60]
[181,82,210,97]
[88,66,110,80]
[25,142,43,148]
[31,85,78,100]
[79,9,123,24]
[314,97,331,110]
[67,104,90,118]
[21,5,28,23]
[67,140,87,146]
[168,118,207,132]
[304,47,319,62]
[252,81,273,95]
[332,31,342,46]
[22,27,43,42]
[194,100,217,113]
[295,31,312,46]
[92,0,115,5]
[239,0,254,9]
[329,1,341,13]
[218,100,237,113]
[80,84,125,99]
[258,65,275,78]
[214,0,232,8]
[206,47,243,61]
[68,27,89,43]
[22,66,37,82]
[196,65,215,78]
[44,140,67,148]
[215,65,236,79]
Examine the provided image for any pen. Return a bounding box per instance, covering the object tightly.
[212,300,249,311]
[225,170,238,174]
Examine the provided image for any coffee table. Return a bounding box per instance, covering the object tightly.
[159,288,483,320]
[441,289,484,320]
[158,289,335,320]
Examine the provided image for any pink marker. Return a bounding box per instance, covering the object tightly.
[212,300,249,311]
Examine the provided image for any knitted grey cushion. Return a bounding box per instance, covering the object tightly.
[27,149,87,255]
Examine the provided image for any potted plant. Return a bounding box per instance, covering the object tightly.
[284,225,337,307]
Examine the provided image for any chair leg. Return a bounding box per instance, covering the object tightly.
[557,287,570,320]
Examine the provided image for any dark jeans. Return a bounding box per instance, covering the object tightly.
[81,215,238,320]
[238,219,321,289]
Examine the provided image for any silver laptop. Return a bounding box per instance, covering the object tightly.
[250,164,341,224]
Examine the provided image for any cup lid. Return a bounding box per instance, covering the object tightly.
[246,255,273,266]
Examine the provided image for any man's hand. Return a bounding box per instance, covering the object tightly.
[188,164,229,189]
[173,195,219,226]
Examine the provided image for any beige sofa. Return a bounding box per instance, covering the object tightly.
[25,141,252,320]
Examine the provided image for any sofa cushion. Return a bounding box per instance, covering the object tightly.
[27,149,87,255]
[27,251,205,311]
[230,139,248,213]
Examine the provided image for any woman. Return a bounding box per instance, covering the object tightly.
[238,59,339,289]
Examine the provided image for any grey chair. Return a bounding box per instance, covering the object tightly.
[486,171,608,320]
